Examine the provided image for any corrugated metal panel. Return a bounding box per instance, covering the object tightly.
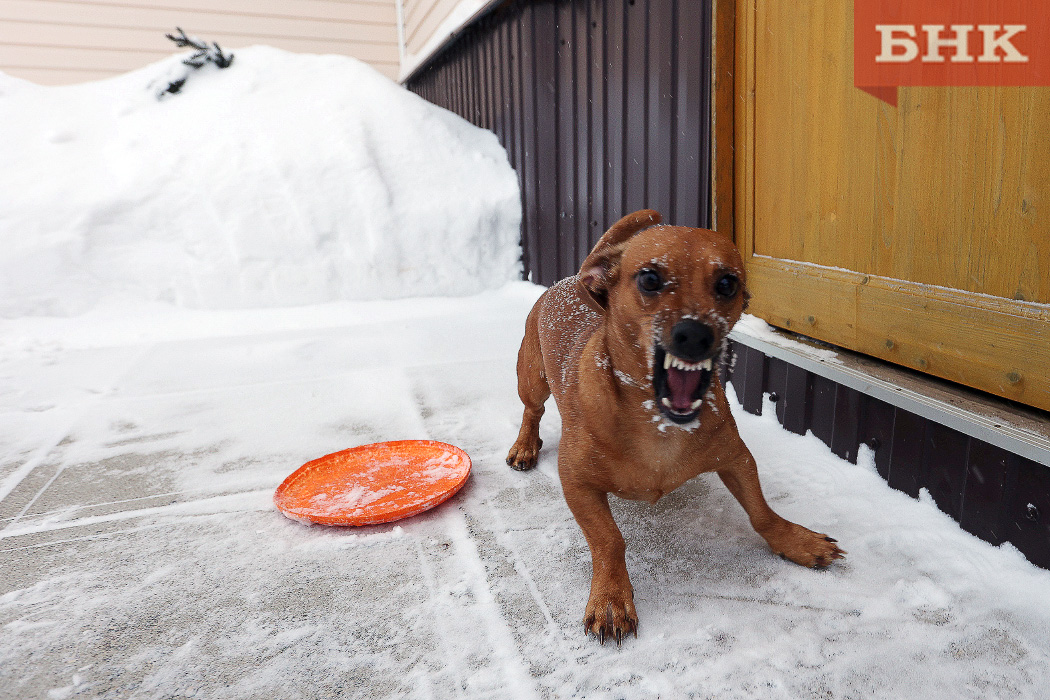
[725,338,1050,571]
[406,0,712,285]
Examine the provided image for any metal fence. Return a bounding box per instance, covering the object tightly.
[406,0,712,286]
[722,341,1050,569]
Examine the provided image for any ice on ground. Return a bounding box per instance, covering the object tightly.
[0,46,521,317]
[2,287,1050,700]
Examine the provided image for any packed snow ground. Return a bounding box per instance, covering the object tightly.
[3,290,1050,700]
[3,44,1050,700]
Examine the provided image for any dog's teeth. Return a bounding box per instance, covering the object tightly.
[664,354,714,372]
[690,398,703,410]
[661,397,673,408]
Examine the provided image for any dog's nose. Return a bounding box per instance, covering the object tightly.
[669,320,715,361]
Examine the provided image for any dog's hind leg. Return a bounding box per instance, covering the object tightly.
[506,302,550,470]
[507,301,550,471]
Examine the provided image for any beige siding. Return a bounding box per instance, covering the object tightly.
[402,0,458,58]
[0,0,399,85]
[399,0,502,79]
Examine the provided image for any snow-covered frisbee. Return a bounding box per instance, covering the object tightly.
[274,441,471,526]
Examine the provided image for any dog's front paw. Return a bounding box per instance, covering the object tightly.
[506,437,542,471]
[584,587,638,645]
[765,521,845,568]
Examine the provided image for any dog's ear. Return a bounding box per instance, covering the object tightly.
[577,210,662,310]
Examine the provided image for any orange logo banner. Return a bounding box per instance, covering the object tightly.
[854,0,1050,105]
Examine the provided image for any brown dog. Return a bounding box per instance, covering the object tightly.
[506,210,844,644]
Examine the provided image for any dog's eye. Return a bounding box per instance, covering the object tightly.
[715,274,739,299]
[636,269,663,294]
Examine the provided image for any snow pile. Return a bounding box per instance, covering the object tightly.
[0,46,521,317]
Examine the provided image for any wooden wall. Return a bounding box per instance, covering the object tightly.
[0,0,399,85]
[735,0,1050,411]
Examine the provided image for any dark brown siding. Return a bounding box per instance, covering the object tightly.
[722,340,1050,570]
[406,0,712,286]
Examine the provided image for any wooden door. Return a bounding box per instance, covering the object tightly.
[734,0,1050,411]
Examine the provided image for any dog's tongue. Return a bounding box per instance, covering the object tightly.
[666,367,702,411]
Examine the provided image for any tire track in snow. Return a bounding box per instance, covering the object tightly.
[1,344,154,530]
[412,536,467,700]
[0,488,274,542]
[444,510,541,700]
[0,418,75,507]
[479,497,567,646]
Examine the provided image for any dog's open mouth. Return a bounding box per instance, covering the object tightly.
[652,346,714,424]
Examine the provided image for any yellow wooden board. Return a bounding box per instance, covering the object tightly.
[734,0,1050,411]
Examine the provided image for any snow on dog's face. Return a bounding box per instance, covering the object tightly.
[580,225,748,425]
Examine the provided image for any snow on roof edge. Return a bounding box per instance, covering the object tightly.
[399,0,503,84]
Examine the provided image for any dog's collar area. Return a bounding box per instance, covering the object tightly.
[652,346,713,424]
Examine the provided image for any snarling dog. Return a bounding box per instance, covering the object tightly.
[506,210,844,644]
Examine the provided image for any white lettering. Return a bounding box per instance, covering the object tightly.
[875,25,919,63]
[922,24,975,63]
[978,25,1028,63]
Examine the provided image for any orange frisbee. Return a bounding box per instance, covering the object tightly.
[274,440,471,526]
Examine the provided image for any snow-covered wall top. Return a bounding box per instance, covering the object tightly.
[0,46,522,317]
[399,0,501,82]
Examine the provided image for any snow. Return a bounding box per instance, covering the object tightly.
[734,313,842,364]
[3,46,1050,700]
[0,46,521,318]
[399,0,498,82]
[4,294,1050,698]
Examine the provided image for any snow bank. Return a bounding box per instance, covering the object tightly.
[0,46,521,317]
